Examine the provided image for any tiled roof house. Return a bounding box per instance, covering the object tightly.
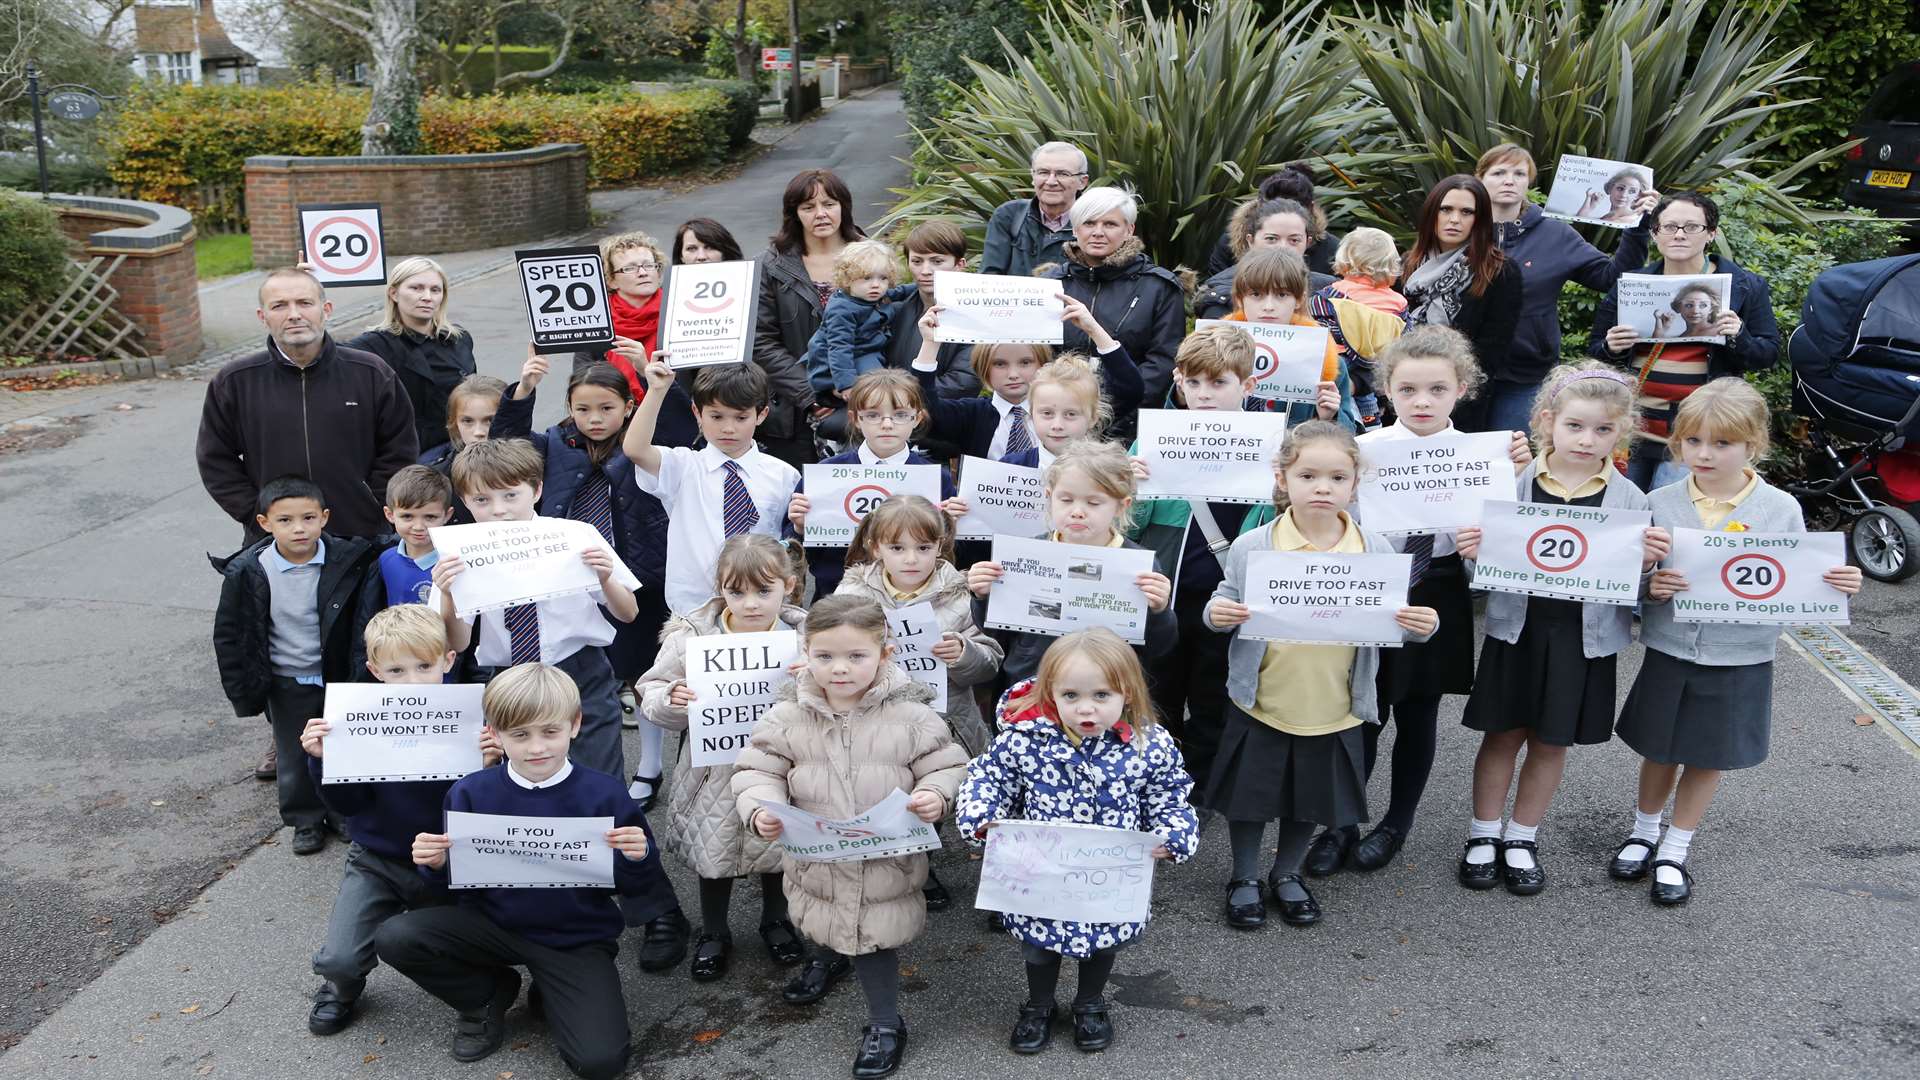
[133,1,259,86]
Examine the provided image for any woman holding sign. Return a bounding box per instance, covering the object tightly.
[343,257,477,457]
[1476,144,1654,435]
[755,169,868,466]
[571,232,700,450]
[1399,175,1523,432]
[1589,192,1781,491]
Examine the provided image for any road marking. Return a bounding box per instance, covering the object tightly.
[1787,624,1920,760]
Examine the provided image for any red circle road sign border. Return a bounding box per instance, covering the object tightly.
[1525,524,1588,574]
[306,214,381,277]
[1720,552,1787,601]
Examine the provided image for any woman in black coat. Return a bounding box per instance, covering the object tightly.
[1398,175,1524,432]
[751,169,866,466]
[342,256,476,455]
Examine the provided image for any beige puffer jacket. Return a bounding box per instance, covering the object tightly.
[731,663,968,956]
[639,597,808,880]
[833,560,1004,756]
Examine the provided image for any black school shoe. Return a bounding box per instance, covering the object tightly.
[760,918,805,965]
[638,909,690,972]
[1267,873,1322,926]
[1500,839,1546,896]
[1303,826,1356,877]
[1223,879,1266,929]
[1010,1002,1057,1054]
[1350,824,1408,872]
[852,1018,908,1078]
[1609,835,1660,881]
[1457,837,1501,890]
[689,933,731,982]
[291,824,328,856]
[783,954,852,1005]
[1070,999,1114,1052]
[1649,859,1693,906]
[307,983,356,1036]
[451,968,519,1063]
[922,867,952,912]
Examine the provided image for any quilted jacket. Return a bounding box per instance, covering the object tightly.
[834,559,1005,755]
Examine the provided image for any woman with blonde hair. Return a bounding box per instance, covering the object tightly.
[343,256,476,455]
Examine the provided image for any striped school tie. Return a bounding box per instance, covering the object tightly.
[1005,404,1033,456]
[721,459,759,537]
[1406,532,1434,588]
[505,603,542,665]
[575,470,616,544]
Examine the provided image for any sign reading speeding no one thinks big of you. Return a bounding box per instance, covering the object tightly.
[517,245,614,354]
[298,203,387,287]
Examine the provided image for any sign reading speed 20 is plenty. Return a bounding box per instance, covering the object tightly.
[1663,528,1849,625]
[517,246,613,354]
[1470,499,1650,605]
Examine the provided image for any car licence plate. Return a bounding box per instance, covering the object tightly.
[1867,169,1912,188]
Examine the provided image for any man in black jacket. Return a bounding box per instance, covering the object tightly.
[197,268,420,545]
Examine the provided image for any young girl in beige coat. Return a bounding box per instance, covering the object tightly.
[734,594,969,1079]
[639,535,808,983]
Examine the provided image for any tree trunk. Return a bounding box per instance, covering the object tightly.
[731,0,756,84]
[786,0,801,122]
[362,0,421,155]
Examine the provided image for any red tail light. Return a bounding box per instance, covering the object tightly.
[1847,143,1865,160]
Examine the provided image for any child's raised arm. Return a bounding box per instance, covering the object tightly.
[621,361,678,475]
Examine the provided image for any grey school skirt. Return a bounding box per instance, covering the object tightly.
[1616,649,1774,770]
[1204,703,1370,826]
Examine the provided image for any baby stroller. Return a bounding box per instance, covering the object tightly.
[1787,252,1920,582]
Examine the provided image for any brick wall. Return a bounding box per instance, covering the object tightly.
[244,144,591,268]
[35,194,203,361]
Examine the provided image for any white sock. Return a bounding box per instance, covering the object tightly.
[1502,821,1538,869]
[631,724,666,797]
[1654,826,1694,885]
[1631,809,1663,845]
[1465,817,1501,864]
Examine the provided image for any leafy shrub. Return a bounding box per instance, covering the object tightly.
[703,20,773,90]
[419,89,732,186]
[0,192,75,324]
[430,44,555,95]
[887,0,1040,132]
[1759,0,1920,200]
[689,79,760,149]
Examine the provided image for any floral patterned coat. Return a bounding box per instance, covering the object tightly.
[954,679,1200,958]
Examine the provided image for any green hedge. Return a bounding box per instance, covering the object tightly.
[689,79,759,149]
[0,192,74,326]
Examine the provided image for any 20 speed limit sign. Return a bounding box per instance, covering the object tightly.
[798,463,942,548]
[299,203,386,287]
[1194,319,1328,403]
[1470,499,1650,605]
[517,245,614,354]
[1664,528,1849,625]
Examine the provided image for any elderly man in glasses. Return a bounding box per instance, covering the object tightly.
[981,141,1091,277]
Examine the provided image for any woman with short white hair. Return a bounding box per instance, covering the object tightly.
[343,256,476,455]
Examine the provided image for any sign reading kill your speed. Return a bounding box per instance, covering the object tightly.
[518,245,613,354]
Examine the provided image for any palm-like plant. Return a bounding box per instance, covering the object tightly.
[1331,0,1838,235]
[878,0,1382,271]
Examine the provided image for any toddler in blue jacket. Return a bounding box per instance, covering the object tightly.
[806,239,918,430]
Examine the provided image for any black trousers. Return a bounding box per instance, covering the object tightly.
[266,677,326,829]
[375,906,629,1080]
[1148,598,1233,799]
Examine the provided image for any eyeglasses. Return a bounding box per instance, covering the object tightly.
[1032,169,1087,181]
[1656,223,1708,236]
[856,410,919,426]
[612,263,659,276]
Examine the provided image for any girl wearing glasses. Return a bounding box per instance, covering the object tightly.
[1590,192,1781,490]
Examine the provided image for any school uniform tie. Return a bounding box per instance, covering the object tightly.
[574,470,616,544]
[1405,532,1434,588]
[1005,404,1033,456]
[504,603,542,665]
[721,459,759,537]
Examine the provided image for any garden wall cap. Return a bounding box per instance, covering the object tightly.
[20,192,196,251]
[245,143,587,169]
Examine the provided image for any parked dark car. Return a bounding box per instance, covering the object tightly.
[1842,60,1920,218]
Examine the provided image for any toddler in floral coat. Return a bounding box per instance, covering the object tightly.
[956,628,1199,1057]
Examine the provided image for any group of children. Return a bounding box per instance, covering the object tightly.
[210,225,1860,1077]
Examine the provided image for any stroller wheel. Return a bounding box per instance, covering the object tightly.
[1849,507,1920,583]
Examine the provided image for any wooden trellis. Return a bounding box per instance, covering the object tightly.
[0,255,146,361]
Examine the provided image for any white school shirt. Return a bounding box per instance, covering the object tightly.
[987,394,1035,461]
[638,443,800,614]
[1035,444,1056,473]
[462,584,618,667]
[506,759,574,789]
[855,443,910,466]
[1356,420,1460,558]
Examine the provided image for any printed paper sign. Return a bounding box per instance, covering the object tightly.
[428,517,638,618]
[320,683,486,783]
[445,811,614,889]
[758,789,942,863]
[517,245,613,354]
[1193,319,1330,403]
[662,259,759,368]
[1664,529,1849,625]
[1471,500,1651,605]
[930,271,1064,344]
[685,629,799,767]
[975,820,1159,924]
[1356,431,1510,535]
[955,456,1047,541]
[299,203,386,287]
[800,463,942,547]
[1616,273,1734,344]
[885,602,947,710]
[1241,551,1412,646]
[1542,155,1656,229]
[985,535,1153,644]
[1135,409,1289,503]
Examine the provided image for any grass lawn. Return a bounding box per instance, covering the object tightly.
[196,233,252,280]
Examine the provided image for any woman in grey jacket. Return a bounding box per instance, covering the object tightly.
[753,169,867,466]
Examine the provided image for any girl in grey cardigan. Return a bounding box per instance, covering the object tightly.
[1611,379,1860,907]
[1456,366,1670,897]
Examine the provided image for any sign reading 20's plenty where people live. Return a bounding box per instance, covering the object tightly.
[800,463,942,547]
[662,259,760,368]
[1664,528,1850,625]
[1471,500,1651,605]
[1193,319,1331,403]
[517,245,614,354]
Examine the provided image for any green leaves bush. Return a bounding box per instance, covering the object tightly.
[0,192,75,326]
[887,0,1041,132]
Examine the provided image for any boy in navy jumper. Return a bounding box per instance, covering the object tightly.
[378,465,455,607]
[212,475,382,857]
[299,605,497,1036]
[375,664,675,1078]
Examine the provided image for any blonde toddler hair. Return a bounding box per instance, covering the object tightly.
[832,239,900,290]
[1669,377,1771,460]
[1035,628,1158,738]
[1333,227,1402,284]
